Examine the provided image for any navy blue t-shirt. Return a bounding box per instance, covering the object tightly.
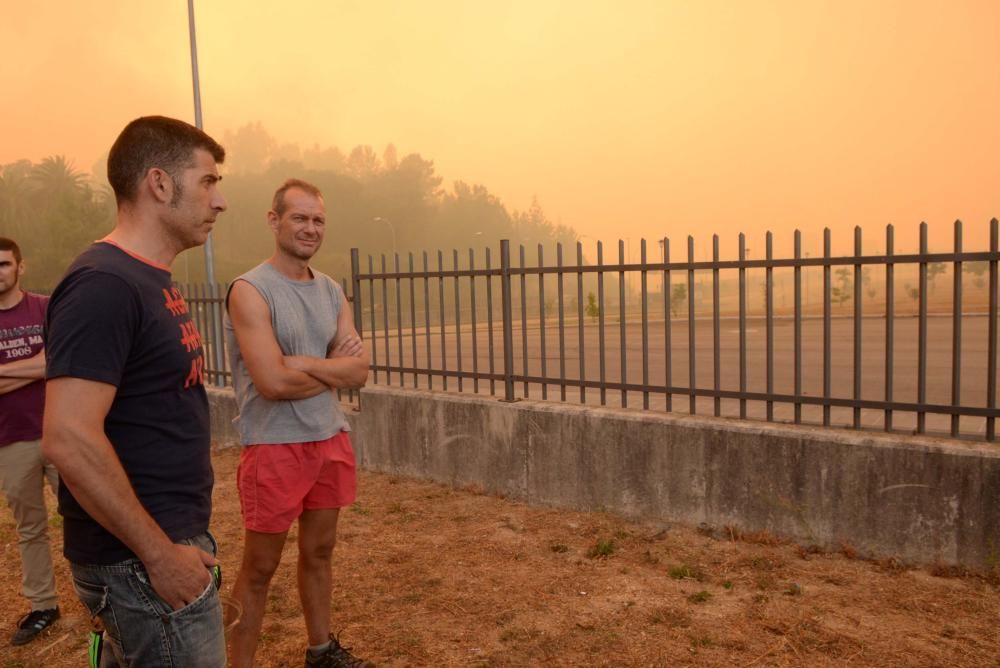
[46,241,213,564]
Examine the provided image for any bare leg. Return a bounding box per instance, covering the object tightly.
[227,530,288,668]
[297,508,340,645]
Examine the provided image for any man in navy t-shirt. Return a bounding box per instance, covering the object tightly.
[43,116,228,667]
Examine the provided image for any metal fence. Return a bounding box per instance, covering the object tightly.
[346,220,1000,442]
[183,283,230,386]
[195,219,1000,441]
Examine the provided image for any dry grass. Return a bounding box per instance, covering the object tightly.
[1,445,998,667]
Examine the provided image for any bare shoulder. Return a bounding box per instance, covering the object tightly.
[228,280,270,324]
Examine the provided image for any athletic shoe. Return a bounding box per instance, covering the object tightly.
[304,633,375,667]
[11,607,60,646]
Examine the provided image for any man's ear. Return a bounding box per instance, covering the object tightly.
[144,168,174,205]
[16,261,25,279]
[267,210,279,233]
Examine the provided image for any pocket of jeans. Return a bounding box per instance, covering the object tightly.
[204,529,219,557]
[132,566,216,618]
[166,577,216,619]
[73,577,110,618]
[73,575,126,657]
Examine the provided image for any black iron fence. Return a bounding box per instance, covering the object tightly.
[349,220,1000,441]
[183,283,230,386]
[196,219,1000,441]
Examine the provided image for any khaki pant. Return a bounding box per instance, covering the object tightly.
[0,439,59,611]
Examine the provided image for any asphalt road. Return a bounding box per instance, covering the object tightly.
[366,313,1000,439]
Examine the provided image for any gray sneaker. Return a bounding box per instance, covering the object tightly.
[305,633,374,668]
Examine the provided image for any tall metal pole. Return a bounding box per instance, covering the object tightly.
[187,0,216,286]
[187,0,226,386]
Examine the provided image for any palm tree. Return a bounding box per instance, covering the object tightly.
[29,155,87,202]
[0,161,34,239]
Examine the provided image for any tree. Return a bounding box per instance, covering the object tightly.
[585,292,600,321]
[302,143,346,172]
[1,157,114,289]
[0,121,583,289]
[437,181,510,251]
[966,261,988,289]
[222,121,276,173]
[29,155,87,200]
[0,160,33,239]
[670,283,687,316]
[382,144,399,170]
[927,262,946,293]
[831,267,852,310]
[346,145,380,180]
[862,267,876,299]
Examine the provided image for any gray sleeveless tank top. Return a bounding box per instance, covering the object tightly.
[224,262,350,445]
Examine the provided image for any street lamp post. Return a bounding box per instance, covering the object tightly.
[373,216,397,255]
[186,0,216,286]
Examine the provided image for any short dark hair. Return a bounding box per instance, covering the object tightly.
[271,179,323,216]
[0,238,22,263]
[107,116,225,206]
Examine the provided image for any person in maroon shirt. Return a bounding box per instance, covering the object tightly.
[0,237,61,645]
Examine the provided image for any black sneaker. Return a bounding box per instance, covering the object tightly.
[304,633,375,668]
[11,607,60,646]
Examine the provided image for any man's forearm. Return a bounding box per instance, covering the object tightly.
[256,364,330,400]
[43,427,173,565]
[286,355,369,389]
[0,376,35,394]
[0,352,46,379]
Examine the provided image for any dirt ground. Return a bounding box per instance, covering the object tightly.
[0,445,997,667]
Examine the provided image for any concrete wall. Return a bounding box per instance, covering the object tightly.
[207,386,1000,568]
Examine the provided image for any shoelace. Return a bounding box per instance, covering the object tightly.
[327,635,367,667]
[18,610,55,630]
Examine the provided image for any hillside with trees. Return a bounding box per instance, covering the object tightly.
[0,122,578,291]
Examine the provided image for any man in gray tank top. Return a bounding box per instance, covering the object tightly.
[224,179,372,668]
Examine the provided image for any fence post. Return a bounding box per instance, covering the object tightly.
[350,248,363,412]
[499,239,516,401]
[211,282,226,387]
[350,249,362,335]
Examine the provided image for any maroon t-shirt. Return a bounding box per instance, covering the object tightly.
[0,291,48,446]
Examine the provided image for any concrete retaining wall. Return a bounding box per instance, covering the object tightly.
[207,385,1000,568]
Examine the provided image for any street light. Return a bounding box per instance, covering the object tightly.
[372,216,397,255]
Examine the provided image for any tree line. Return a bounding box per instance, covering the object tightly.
[1,122,578,291]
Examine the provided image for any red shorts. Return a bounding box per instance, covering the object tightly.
[237,431,357,533]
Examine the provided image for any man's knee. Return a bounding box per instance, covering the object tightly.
[240,552,282,587]
[16,517,49,544]
[298,537,336,565]
[9,499,49,539]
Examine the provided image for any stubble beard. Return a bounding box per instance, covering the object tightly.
[0,276,20,302]
[166,180,213,250]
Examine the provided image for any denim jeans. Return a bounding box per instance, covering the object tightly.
[70,532,225,668]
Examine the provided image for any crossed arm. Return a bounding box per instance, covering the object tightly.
[0,350,45,394]
[227,280,369,401]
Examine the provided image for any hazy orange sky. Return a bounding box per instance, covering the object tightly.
[2,0,998,256]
